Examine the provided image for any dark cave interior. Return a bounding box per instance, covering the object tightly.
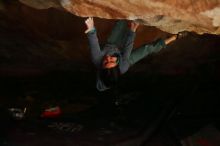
[0,1,220,146]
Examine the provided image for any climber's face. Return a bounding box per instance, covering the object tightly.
[102,55,117,69]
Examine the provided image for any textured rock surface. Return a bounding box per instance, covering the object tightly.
[0,1,220,78]
[19,0,220,34]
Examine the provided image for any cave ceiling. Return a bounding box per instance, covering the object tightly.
[18,0,220,35]
[0,1,220,77]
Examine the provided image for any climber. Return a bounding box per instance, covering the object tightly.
[85,17,185,91]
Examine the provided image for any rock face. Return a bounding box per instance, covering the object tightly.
[19,0,220,35]
[0,1,220,78]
